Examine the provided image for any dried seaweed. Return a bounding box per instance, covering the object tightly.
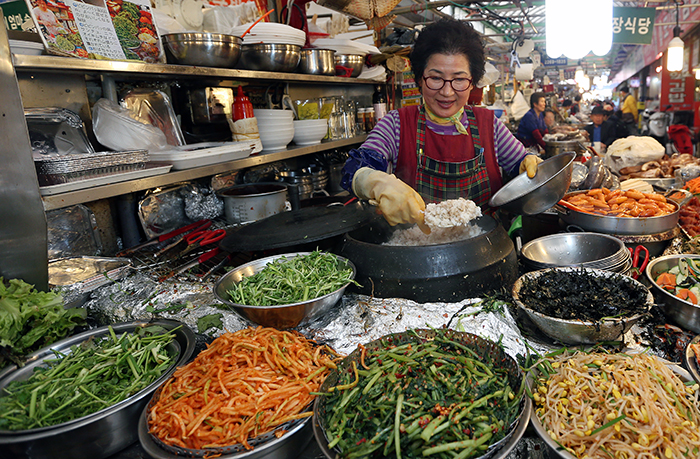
[518,269,648,321]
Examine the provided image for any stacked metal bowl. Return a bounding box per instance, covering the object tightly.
[520,232,632,274]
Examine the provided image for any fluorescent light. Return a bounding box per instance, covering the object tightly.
[546,0,612,59]
[667,36,684,72]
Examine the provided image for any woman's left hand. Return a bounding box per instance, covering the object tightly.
[519,155,543,178]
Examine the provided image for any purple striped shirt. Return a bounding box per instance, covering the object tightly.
[361,109,527,176]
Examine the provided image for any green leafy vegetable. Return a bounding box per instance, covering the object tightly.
[226,251,359,306]
[0,325,177,430]
[197,313,223,333]
[0,278,86,366]
[320,329,522,459]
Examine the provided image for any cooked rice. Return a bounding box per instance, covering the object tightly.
[423,198,482,228]
[383,224,484,246]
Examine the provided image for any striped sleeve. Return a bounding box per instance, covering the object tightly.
[360,110,402,172]
[493,116,528,176]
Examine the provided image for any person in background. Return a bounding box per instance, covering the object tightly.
[341,17,540,232]
[619,86,638,135]
[516,92,548,151]
[562,99,573,116]
[571,95,581,116]
[544,109,556,130]
[584,105,616,151]
[603,103,626,143]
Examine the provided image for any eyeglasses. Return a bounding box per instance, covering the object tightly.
[422,75,473,92]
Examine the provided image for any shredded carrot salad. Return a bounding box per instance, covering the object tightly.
[147,327,341,450]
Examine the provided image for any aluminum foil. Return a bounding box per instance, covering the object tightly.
[183,184,224,221]
[82,269,553,360]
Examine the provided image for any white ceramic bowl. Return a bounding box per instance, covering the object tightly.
[292,120,328,145]
[259,127,295,150]
[254,109,295,119]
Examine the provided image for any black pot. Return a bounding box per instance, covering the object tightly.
[338,215,518,303]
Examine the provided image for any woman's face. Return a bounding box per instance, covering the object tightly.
[419,53,472,119]
[534,97,546,114]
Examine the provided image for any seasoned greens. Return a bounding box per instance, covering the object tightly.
[0,325,177,431]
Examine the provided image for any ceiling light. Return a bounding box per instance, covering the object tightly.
[666,1,684,72]
[694,68,700,80]
[546,0,612,59]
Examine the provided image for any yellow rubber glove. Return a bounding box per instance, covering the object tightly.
[352,167,430,234]
[519,155,543,178]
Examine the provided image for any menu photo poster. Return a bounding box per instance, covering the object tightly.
[24,0,162,62]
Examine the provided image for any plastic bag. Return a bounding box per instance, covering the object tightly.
[202,4,258,34]
[152,9,187,34]
[477,63,499,88]
[676,164,700,184]
[604,136,665,174]
[92,98,169,152]
[510,91,529,121]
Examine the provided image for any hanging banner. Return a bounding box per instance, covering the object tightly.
[660,65,694,111]
[612,6,655,45]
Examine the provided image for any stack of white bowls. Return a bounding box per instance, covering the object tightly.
[292,119,329,146]
[254,109,295,150]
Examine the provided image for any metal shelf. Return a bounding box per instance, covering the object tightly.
[13,54,378,84]
[41,135,366,210]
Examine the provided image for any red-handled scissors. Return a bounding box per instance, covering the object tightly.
[628,245,650,280]
[178,228,226,257]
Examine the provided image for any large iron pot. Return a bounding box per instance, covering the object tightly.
[555,190,679,235]
[338,215,518,303]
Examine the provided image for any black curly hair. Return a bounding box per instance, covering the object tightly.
[410,18,485,88]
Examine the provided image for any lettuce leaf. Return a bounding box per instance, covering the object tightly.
[0,278,87,359]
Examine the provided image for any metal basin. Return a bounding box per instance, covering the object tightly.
[334,54,364,77]
[646,254,700,333]
[543,139,587,159]
[298,48,336,75]
[556,190,679,235]
[239,44,301,72]
[213,252,356,329]
[489,152,575,215]
[521,232,628,270]
[0,320,195,459]
[162,33,242,68]
[512,267,653,344]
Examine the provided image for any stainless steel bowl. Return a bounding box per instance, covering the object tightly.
[298,48,336,75]
[162,33,242,67]
[529,356,693,459]
[239,44,301,72]
[685,334,700,385]
[646,254,700,333]
[334,54,364,77]
[489,152,575,216]
[521,232,629,270]
[213,252,355,329]
[0,320,195,459]
[512,267,653,344]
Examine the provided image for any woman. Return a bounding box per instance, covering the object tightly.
[341,18,539,232]
[32,0,64,38]
[517,92,548,151]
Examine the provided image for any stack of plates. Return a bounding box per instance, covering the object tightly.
[255,109,294,150]
[313,38,380,56]
[521,232,632,274]
[231,22,306,47]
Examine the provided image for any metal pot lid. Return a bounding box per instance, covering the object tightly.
[219,201,377,252]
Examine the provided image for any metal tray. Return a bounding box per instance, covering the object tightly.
[0,320,196,459]
[312,329,529,459]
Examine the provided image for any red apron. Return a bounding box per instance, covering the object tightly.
[396,105,503,207]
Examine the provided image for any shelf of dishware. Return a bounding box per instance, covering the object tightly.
[41,135,366,211]
[13,54,378,85]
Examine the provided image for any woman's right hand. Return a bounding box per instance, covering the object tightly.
[352,167,430,234]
